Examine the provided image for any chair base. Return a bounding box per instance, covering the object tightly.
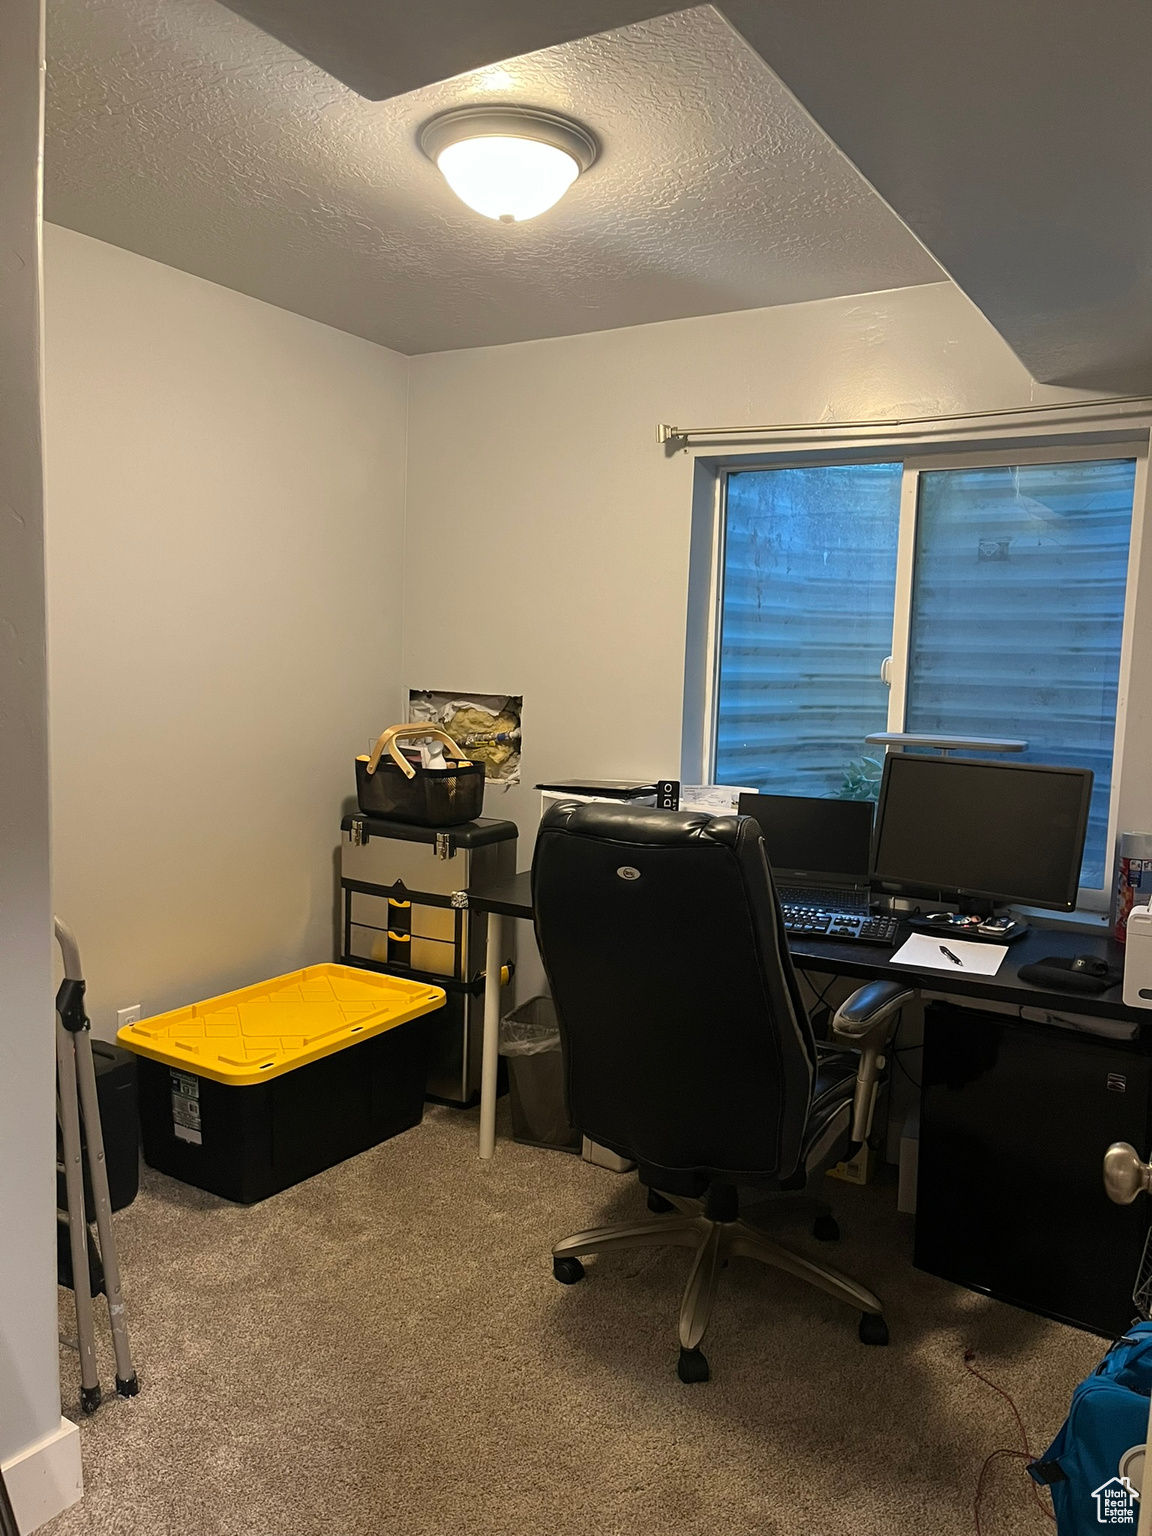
[552,1192,884,1376]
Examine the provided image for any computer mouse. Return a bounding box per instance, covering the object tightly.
[1070,954,1110,978]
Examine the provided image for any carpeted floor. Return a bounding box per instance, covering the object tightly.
[45,1104,1103,1536]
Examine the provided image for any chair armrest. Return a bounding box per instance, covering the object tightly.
[831,980,915,1146]
[831,979,914,1043]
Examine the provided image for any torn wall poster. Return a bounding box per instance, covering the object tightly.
[408,691,522,784]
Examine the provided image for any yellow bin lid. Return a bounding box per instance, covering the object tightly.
[117,964,446,1086]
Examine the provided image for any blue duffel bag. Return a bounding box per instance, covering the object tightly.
[1031,1322,1152,1531]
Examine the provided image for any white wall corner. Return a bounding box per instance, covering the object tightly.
[2,1419,83,1534]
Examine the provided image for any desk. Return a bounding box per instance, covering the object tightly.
[466,871,1147,1158]
[789,923,1139,1025]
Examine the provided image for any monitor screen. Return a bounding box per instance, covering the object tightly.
[738,793,873,884]
[870,755,1093,911]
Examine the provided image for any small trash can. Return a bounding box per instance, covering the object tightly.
[500,996,581,1153]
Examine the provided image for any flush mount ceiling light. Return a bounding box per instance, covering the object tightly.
[419,106,598,224]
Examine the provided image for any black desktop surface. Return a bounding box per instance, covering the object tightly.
[467,870,534,920]
[466,873,1145,1026]
[787,922,1137,1023]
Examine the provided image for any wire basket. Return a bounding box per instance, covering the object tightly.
[355,755,484,826]
[1134,1226,1152,1321]
[356,724,486,827]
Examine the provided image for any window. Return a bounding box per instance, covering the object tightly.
[715,463,901,800]
[710,451,1139,899]
[904,461,1134,889]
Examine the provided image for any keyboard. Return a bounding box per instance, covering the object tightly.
[781,903,901,946]
[777,884,869,910]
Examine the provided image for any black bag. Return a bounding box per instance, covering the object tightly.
[355,725,485,827]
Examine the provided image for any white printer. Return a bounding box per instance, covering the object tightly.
[1123,901,1152,1009]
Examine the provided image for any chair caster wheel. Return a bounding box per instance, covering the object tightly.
[677,1347,710,1383]
[647,1189,675,1214]
[553,1256,585,1285]
[812,1214,840,1242]
[859,1312,889,1346]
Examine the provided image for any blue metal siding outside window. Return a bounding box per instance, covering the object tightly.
[715,463,902,799]
[905,460,1135,890]
[713,455,1135,897]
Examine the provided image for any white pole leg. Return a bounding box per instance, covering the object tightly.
[479,912,504,1159]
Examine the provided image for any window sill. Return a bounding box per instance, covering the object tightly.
[1013,906,1110,935]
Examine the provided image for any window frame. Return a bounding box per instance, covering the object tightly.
[686,426,1151,915]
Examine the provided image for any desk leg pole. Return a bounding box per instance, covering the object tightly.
[479,912,504,1160]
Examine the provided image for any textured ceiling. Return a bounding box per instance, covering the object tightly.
[720,0,1152,392]
[207,0,1152,389]
[44,1,943,355]
[218,0,685,102]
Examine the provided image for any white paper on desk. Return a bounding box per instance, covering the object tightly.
[889,932,1009,977]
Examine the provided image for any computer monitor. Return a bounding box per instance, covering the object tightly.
[737,793,873,889]
[870,755,1093,912]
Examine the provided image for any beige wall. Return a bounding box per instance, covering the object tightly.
[44,226,409,1035]
[404,279,1124,847]
[0,1,84,1525]
[43,251,1149,1041]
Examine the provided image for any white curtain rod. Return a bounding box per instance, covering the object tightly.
[656,392,1152,451]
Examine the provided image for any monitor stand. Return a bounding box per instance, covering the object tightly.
[905,900,1030,945]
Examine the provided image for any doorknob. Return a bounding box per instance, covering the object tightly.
[880,656,893,686]
[1104,1142,1152,1204]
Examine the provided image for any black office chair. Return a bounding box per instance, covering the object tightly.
[532,800,911,1382]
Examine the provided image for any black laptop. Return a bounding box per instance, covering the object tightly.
[737,793,874,911]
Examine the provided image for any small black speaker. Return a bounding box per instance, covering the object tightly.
[657,780,680,811]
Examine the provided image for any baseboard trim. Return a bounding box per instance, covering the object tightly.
[2,1419,83,1533]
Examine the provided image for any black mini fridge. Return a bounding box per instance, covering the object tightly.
[916,1002,1152,1337]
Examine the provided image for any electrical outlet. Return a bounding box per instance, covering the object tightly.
[116,1004,141,1030]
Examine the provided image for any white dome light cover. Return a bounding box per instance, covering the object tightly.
[436,137,578,223]
[420,106,598,224]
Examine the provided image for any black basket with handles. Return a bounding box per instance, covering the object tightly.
[355,726,485,827]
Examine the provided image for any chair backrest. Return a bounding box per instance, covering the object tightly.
[531,800,816,1184]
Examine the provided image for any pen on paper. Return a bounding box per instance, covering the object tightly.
[939,945,964,967]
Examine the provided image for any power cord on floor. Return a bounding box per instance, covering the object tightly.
[974,1450,1043,1536]
[892,1048,922,1092]
[963,1349,1056,1533]
[886,1009,923,1091]
[797,968,840,1023]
